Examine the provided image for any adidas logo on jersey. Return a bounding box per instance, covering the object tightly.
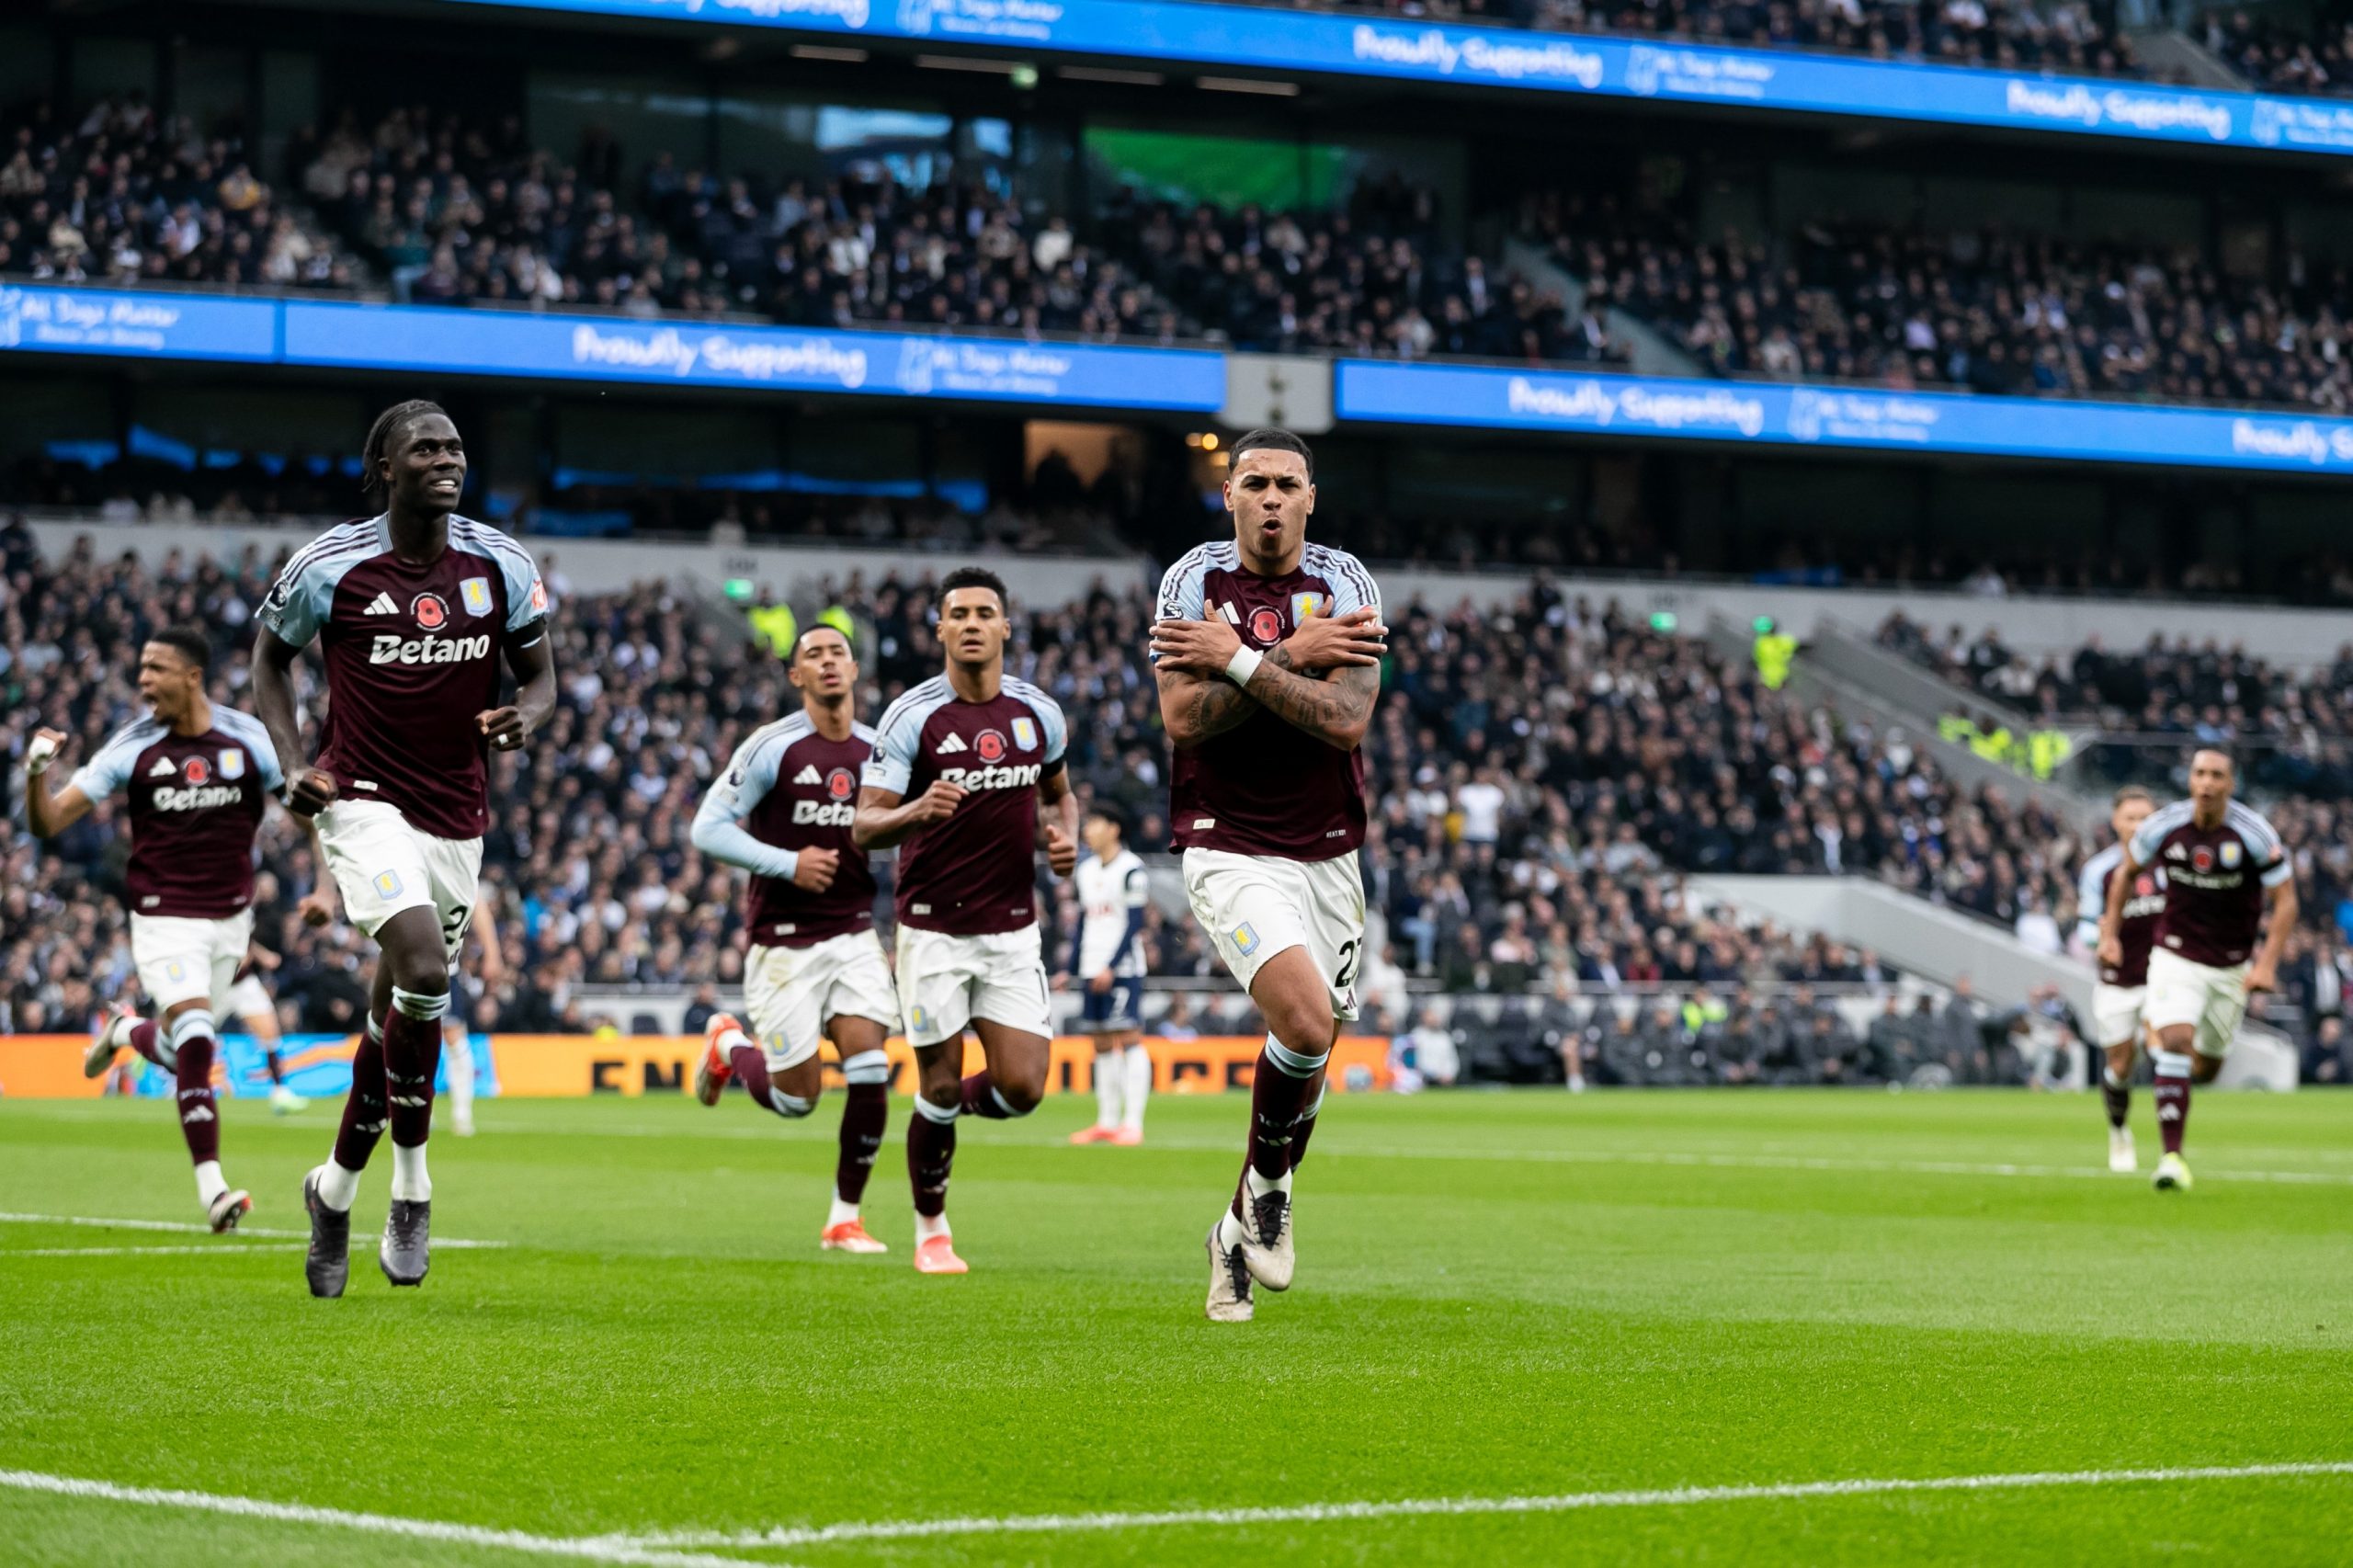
[363,592,399,616]
[936,733,968,754]
[147,757,177,777]
[793,765,823,786]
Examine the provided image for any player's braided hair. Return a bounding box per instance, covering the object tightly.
[361,399,450,504]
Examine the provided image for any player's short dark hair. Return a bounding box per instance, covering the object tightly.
[1086,801,1130,836]
[146,625,210,676]
[937,565,1009,615]
[361,399,451,503]
[2113,785,2154,807]
[2191,746,2236,774]
[1230,427,1314,481]
[791,623,853,659]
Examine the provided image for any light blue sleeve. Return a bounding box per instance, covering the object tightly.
[1029,690,1068,766]
[1149,552,1209,664]
[691,733,799,880]
[256,556,334,649]
[497,540,551,632]
[862,701,924,797]
[66,724,149,801]
[1325,549,1383,619]
[2128,811,2173,867]
[2075,855,2109,949]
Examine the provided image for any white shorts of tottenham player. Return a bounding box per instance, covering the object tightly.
[315,799,484,963]
[2091,981,2149,1051]
[1184,848,1367,1021]
[225,972,276,1028]
[894,925,1052,1049]
[2143,946,2250,1059]
[744,929,900,1072]
[130,909,256,1016]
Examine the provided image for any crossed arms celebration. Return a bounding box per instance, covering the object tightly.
[1150,606,1385,751]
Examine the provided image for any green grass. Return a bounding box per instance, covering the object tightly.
[3,1087,2350,1566]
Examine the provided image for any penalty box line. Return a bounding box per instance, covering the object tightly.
[0,1469,786,1568]
[617,1460,2353,1551]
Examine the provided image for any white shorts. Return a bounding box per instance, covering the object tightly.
[1183,847,1365,1021]
[2091,982,2148,1051]
[130,909,254,1017]
[316,799,483,963]
[894,924,1051,1049]
[744,929,900,1072]
[2144,947,2248,1060]
[225,972,276,1028]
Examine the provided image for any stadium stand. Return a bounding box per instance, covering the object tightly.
[0,96,356,290]
[1518,196,2353,415]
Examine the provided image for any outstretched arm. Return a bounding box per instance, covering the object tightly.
[21,730,95,837]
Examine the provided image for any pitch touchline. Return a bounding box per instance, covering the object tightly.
[0,1212,508,1246]
[619,1461,2353,1550]
[0,1470,779,1568]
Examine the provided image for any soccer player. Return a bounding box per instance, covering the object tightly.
[1151,427,1388,1324]
[254,399,556,1295]
[2097,749,2294,1192]
[2075,786,2161,1172]
[23,627,301,1230]
[688,624,895,1255]
[1063,803,1152,1146]
[225,949,309,1113]
[853,566,1077,1275]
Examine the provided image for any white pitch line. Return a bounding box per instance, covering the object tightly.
[1,1244,307,1258]
[0,1469,779,1568]
[620,1460,2353,1551]
[0,1212,508,1247]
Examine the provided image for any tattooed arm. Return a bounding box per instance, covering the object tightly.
[1153,612,1384,752]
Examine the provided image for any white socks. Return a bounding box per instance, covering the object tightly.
[316,1160,362,1212]
[827,1191,861,1228]
[194,1160,228,1206]
[391,1142,432,1203]
[1120,1044,1153,1131]
[914,1211,951,1244]
[1094,1050,1122,1130]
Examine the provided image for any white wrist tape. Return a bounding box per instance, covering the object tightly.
[1224,645,1264,687]
[26,734,59,775]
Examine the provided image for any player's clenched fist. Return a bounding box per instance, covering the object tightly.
[792,846,841,892]
[908,778,968,824]
[1283,606,1387,671]
[26,727,70,774]
[477,706,529,752]
[1045,823,1078,877]
[286,766,339,818]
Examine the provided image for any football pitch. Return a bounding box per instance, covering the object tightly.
[3,1088,2348,1566]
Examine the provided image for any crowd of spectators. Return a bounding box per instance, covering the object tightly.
[1521,192,2353,415]
[1879,609,2353,798]
[1,95,354,290]
[2203,8,2353,97]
